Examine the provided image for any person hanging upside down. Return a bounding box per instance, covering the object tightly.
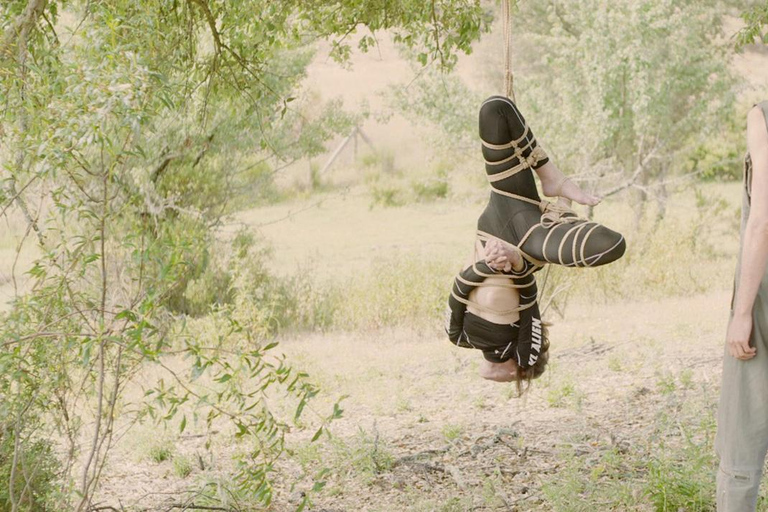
[477,96,626,270]
[445,96,626,390]
[445,236,549,390]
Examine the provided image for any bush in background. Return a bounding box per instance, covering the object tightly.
[331,254,454,330]
[0,432,59,512]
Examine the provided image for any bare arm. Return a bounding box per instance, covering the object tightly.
[727,105,768,360]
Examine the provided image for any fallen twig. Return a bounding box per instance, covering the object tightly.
[392,445,451,465]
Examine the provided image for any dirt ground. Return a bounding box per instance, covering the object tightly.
[273,289,730,511]
[94,165,745,510]
[95,281,732,511]
[35,11,768,512]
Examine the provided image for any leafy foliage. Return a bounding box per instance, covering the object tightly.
[389,0,737,215]
[0,433,59,512]
[388,63,483,153]
[0,0,488,509]
[737,1,768,47]
[515,0,735,191]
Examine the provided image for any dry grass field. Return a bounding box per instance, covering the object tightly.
[90,178,746,511]
[3,11,768,512]
[245,184,738,512]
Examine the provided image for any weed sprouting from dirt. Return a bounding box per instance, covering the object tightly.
[543,381,721,511]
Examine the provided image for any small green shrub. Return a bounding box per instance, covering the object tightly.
[360,152,380,168]
[560,188,739,306]
[359,149,396,174]
[330,428,393,485]
[173,455,193,478]
[543,381,720,511]
[280,273,340,332]
[185,474,265,511]
[309,161,322,191]
[378,150,396,175]
[438,497,470,512]
[656,371,678,395]
[0,431,60,512]
[147,440,175,464]
[442,424,463,442]
[482,477,508,508]
[412,179,449,202]
[547,380,583,409]
[689,108,743,183]
[169,230,338,334]
[408,497,473,512]
[607,354,623,372]
[395,397,413,413]
[228,159,286,210]
[543,447,643,512]
[332,254,454,330]
[413,163,450,202]
[646,439,717,512]
[369,184,406,208]
[292,442,323,472]
[680,369,694,389]
[183,263,233,316]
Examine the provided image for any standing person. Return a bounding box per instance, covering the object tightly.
[716,101,768,511]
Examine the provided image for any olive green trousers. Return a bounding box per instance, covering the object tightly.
[716,304,768,511]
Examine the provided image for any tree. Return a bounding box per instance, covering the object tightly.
[0,0,488,509]
[513,0,735,215]
[391,0,736,220]
[738,1,768,46]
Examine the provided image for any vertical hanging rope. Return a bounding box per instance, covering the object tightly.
[502,0,516,102]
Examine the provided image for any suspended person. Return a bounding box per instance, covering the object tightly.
[476,96,625,270]
[445,235,549,391]
[444,96,626,388]
[716,101,768,512]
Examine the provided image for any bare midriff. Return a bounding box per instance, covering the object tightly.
[465,239,521,325]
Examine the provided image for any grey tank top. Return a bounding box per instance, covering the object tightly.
[732,101,768,311]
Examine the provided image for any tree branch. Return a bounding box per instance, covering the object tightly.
[430,0,444,66]
[600,141,661,198]
[0,0,47,63]
[187,0,222,53]
[552,2,580,38]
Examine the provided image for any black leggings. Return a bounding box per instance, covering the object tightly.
[477,96,625,267]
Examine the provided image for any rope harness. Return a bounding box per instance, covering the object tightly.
[454,125,620,319]
[449,257,538,317]
[480,129,621,270]
[446,256,543,368]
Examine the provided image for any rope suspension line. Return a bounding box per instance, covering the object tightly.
[502,0,515,101]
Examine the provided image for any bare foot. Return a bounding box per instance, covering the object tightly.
[484,238,523,272]
[541,176,601,206]
[479,359,518,382]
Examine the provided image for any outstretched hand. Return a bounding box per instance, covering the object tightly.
[726,313,756,360]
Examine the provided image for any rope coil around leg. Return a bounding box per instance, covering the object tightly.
[480,111,615,268]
